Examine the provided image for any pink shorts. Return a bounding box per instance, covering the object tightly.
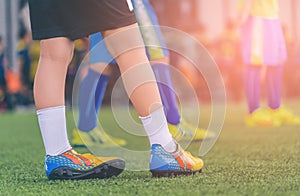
[241,16,287,66]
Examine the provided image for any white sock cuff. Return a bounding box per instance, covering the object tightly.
[139,107,166,135]
[37,105,65,115]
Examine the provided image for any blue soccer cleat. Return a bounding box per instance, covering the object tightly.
[44,149,125,180]
[150,143,204,177]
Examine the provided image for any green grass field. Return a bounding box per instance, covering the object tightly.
[0,102,299,196]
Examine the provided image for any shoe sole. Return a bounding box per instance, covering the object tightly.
[72,144,126,148]
[72,142,126,148]
[48,159,125,180]
[150,169,202,178]
[191,136,216,142]
[72,144,87,148]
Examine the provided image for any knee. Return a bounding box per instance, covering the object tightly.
[40,38,74,65]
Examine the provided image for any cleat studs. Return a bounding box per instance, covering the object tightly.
[66,170,73,176]
[58,169,64,176]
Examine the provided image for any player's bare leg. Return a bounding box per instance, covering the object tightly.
[103,24,204,177]
[34,38,74,110]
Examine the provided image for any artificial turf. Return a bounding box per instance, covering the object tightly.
[0,102,299,196]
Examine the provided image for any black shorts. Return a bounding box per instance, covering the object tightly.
[28,0,137,40]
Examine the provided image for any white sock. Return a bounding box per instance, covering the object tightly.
[140,107,176,152]
[37,106,71,156]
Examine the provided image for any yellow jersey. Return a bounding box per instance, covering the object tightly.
[238,0,279,18]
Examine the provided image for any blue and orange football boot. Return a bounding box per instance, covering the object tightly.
[44,149,125,180]
[150,143,204,177]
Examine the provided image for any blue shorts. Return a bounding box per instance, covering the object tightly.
[89,0,169,65]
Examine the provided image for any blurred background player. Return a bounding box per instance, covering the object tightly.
[237,0,300,127]
[72,0,212,148]
[28,0,203,180]
[0,36,7,110]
